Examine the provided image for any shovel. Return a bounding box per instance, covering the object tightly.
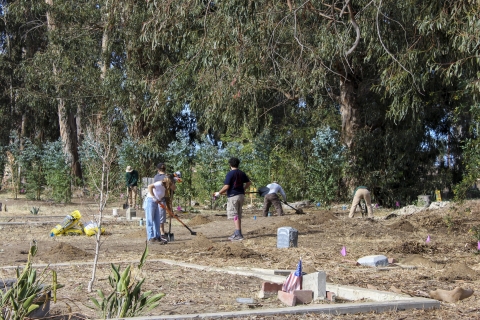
[282,200,305,214]
[166,215,174,241]
[159,203,197,236]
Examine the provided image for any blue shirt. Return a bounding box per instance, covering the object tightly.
[224,169,250,197]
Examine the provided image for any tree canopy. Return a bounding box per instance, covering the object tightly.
[0,0,479,206]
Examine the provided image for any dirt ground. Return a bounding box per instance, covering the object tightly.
[0,194,479,319]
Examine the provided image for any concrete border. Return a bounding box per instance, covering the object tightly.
[0,259,440,317]
[126,299,439,319]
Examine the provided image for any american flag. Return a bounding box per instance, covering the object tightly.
[282,259,302,293]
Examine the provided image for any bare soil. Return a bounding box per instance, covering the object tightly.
[1,194,479,319]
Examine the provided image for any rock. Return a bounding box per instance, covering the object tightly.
[357,255,389,267]
[429,287,474,303]
[191,201,199,206]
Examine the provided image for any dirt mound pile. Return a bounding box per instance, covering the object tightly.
[401,254,442,269]
[299,212,337,225]
[386,241,438,254]
[186,233,215,250]
[439,263,478,281]
[388,220,415,232]
[213,242,259,259]
[42,242,93,263]
[188,215,211,227]
[412,216,447,231]
[271,219,308,233]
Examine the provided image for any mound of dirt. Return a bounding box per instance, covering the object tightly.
[386,241,438,254]
[188,215,211,227]
[299,211,337,225]
[186,233,215,250]
[401,254,442,269]
[413,216,447,231]
[41,242,94,263]
[271,219,308,233]
[438,263,478,282]
[213,242,259,259]
[388,220,415,232]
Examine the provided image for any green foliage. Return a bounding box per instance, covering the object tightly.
[194,136,226,208]
[443,215,455,233]
[4,132,22,199]
[165,132,197,207]
[29,207,40,215]
[90,245,164,319]
[17,139,45,201]
[41,140,72,203]
[307,127,346,205]
[0,243,61,320]
[469,226,480,242]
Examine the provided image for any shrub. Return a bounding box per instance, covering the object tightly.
[0,243,61,320]
[90,245,164,318]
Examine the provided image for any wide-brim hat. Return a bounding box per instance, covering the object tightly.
[126,166,133,173]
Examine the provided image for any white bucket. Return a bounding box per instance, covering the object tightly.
[113,208,118,217]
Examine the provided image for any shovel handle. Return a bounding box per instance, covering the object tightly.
[159,203,197,235]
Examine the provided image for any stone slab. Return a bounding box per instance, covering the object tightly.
[278,290,296,306]
[303,271,326,300]
[357,255,389,267]
[293,290,313,304]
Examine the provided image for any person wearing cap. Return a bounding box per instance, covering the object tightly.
[263,181,287,216]
[349,186,373,218]
[125,166,139,209]
[213,157,251,241]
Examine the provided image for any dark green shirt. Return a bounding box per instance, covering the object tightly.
[125,170,139,187]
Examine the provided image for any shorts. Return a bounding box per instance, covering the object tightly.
[227,194,245,219]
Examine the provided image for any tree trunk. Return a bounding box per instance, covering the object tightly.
[45,0,82,180]
[340,74,361,149]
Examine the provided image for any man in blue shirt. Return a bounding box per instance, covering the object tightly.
[214,157,251,241]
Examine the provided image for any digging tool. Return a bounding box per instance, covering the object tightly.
[281,200,305,214]
[166,215,174,241]
[159,203,197,236]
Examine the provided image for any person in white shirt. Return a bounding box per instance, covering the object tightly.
[263,182,287,216]
[144,176,175,243]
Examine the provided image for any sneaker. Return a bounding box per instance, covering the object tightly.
[230,235,244,241]
[159,235,169,243]
[228,233,236,240]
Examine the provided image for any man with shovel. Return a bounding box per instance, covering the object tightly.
[214,157,251,241]
[263,181,287,216]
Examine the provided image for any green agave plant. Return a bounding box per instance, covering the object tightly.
[90,245,165,319]
[0,242,61,320]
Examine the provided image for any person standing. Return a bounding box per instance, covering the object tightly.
[144,176,175,243]
[125,166,139,209]
[153,163,177,212]
[214,157,251,241]
[263,182,287,216]
[349,186,373,218]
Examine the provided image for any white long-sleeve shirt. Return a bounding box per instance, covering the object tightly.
[266,183,287,202]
